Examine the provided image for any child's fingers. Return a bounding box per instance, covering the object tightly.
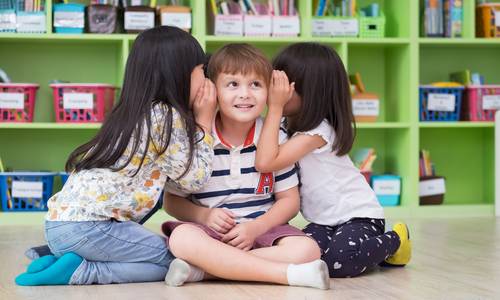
[207,80,216,104]
[222,209,236,221]
[208,224,224,237]
[221,228,238,243]
[271,70,278,87]
[289,82,296,96]
[217,217,234,231]
[282,71,290,86]
[195,79,207,102]
[228,236,244,248]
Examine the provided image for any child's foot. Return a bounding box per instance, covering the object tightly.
[385,222,412,266]
[287,259,330,290]
[15,252,83,286]
[25,245,53,260]
[165,258,205,287]
[27,255,57,273]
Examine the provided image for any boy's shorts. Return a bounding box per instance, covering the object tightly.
[162,221,306,249]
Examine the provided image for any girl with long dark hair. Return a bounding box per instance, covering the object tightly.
[16,26,217,285]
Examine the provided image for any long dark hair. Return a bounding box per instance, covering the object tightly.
[66,26,206,177]
[273,42,355,156]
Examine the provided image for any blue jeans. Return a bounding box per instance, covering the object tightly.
[45,220,174,284]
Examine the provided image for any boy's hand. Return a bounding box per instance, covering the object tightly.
[193,78,217,134]
[268,70,295,110]
[221,221,265,251]
[203,208,236,235]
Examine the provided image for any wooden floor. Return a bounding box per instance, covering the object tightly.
[1,217,499,300]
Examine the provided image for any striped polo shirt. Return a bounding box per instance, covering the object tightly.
[166,117,298,223]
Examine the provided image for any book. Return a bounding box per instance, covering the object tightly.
[349,72,366,94]
[425,0,444,37]
[444,0,462,37]
[352,148,377,172]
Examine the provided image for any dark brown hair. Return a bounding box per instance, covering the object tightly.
[273,43,355,156]
[66,26,206,177]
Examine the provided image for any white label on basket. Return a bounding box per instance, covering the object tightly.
[244,15,271,36]
[161,13,191,29]
[12,181,43,198]
[54,11,84,28]
[373,179,400,196]
[312,19,333,36]
[0,11,16,30]
[272,16,300,36]
[427,93,456,112]
[483,95,500,110]
[131,0,142,5]
[63,93,94,110]
[495,11,500,27]
[419,178,446,197]
[0,93,24,109]
[124,12,155,31]
[331,19,358,36]
[352,99,379,116]
[17,14,46,32]
[215,15,243,36]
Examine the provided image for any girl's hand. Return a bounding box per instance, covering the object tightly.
[203,208,236,235]
[221,221,264,251]
[268,70,295,110]
[193,78,217,134]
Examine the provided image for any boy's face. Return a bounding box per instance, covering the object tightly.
[215,72,267,123]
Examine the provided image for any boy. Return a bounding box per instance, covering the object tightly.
[162,44,330,290]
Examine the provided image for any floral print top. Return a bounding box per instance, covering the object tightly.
[46,104,214,222]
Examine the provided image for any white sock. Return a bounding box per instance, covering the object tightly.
[165,258,205,287]
[286,259,330,290]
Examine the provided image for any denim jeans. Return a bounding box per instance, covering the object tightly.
[45,220,174,284]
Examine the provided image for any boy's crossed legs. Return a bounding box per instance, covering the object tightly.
[165,224,329,289]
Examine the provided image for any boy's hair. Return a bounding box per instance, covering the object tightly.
[273,42,355,156]
[66,26,206,177]
[207,43,272,85]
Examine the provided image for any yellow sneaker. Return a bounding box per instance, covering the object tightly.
[385,222,411,266]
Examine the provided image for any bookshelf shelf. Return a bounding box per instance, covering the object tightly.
[419,122,494,128]
[418,38,500,45]
[0,123,101,129]
[357,122,411,129]
[0,0,496,220]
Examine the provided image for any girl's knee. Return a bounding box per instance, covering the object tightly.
[168,224,205,258]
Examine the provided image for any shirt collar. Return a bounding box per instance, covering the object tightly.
[213,114,263,150]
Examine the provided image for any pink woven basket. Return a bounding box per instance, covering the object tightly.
[0,83,40,123]
[50,83,116,123]
[463,85,500,121]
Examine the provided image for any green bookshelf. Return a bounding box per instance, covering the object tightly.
[0,0,496,221]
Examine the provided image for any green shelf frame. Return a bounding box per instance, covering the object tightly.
[0,0,496,220]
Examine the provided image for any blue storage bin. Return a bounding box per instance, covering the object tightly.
[53,3,85,33]
[60,172,69,186]
[371,175,401,206]
[0,172,57,212]
[419,86,464,121]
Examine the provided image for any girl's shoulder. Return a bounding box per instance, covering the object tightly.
[294,119,334,141]
[151,103,182,123]
[293,119,334,155]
